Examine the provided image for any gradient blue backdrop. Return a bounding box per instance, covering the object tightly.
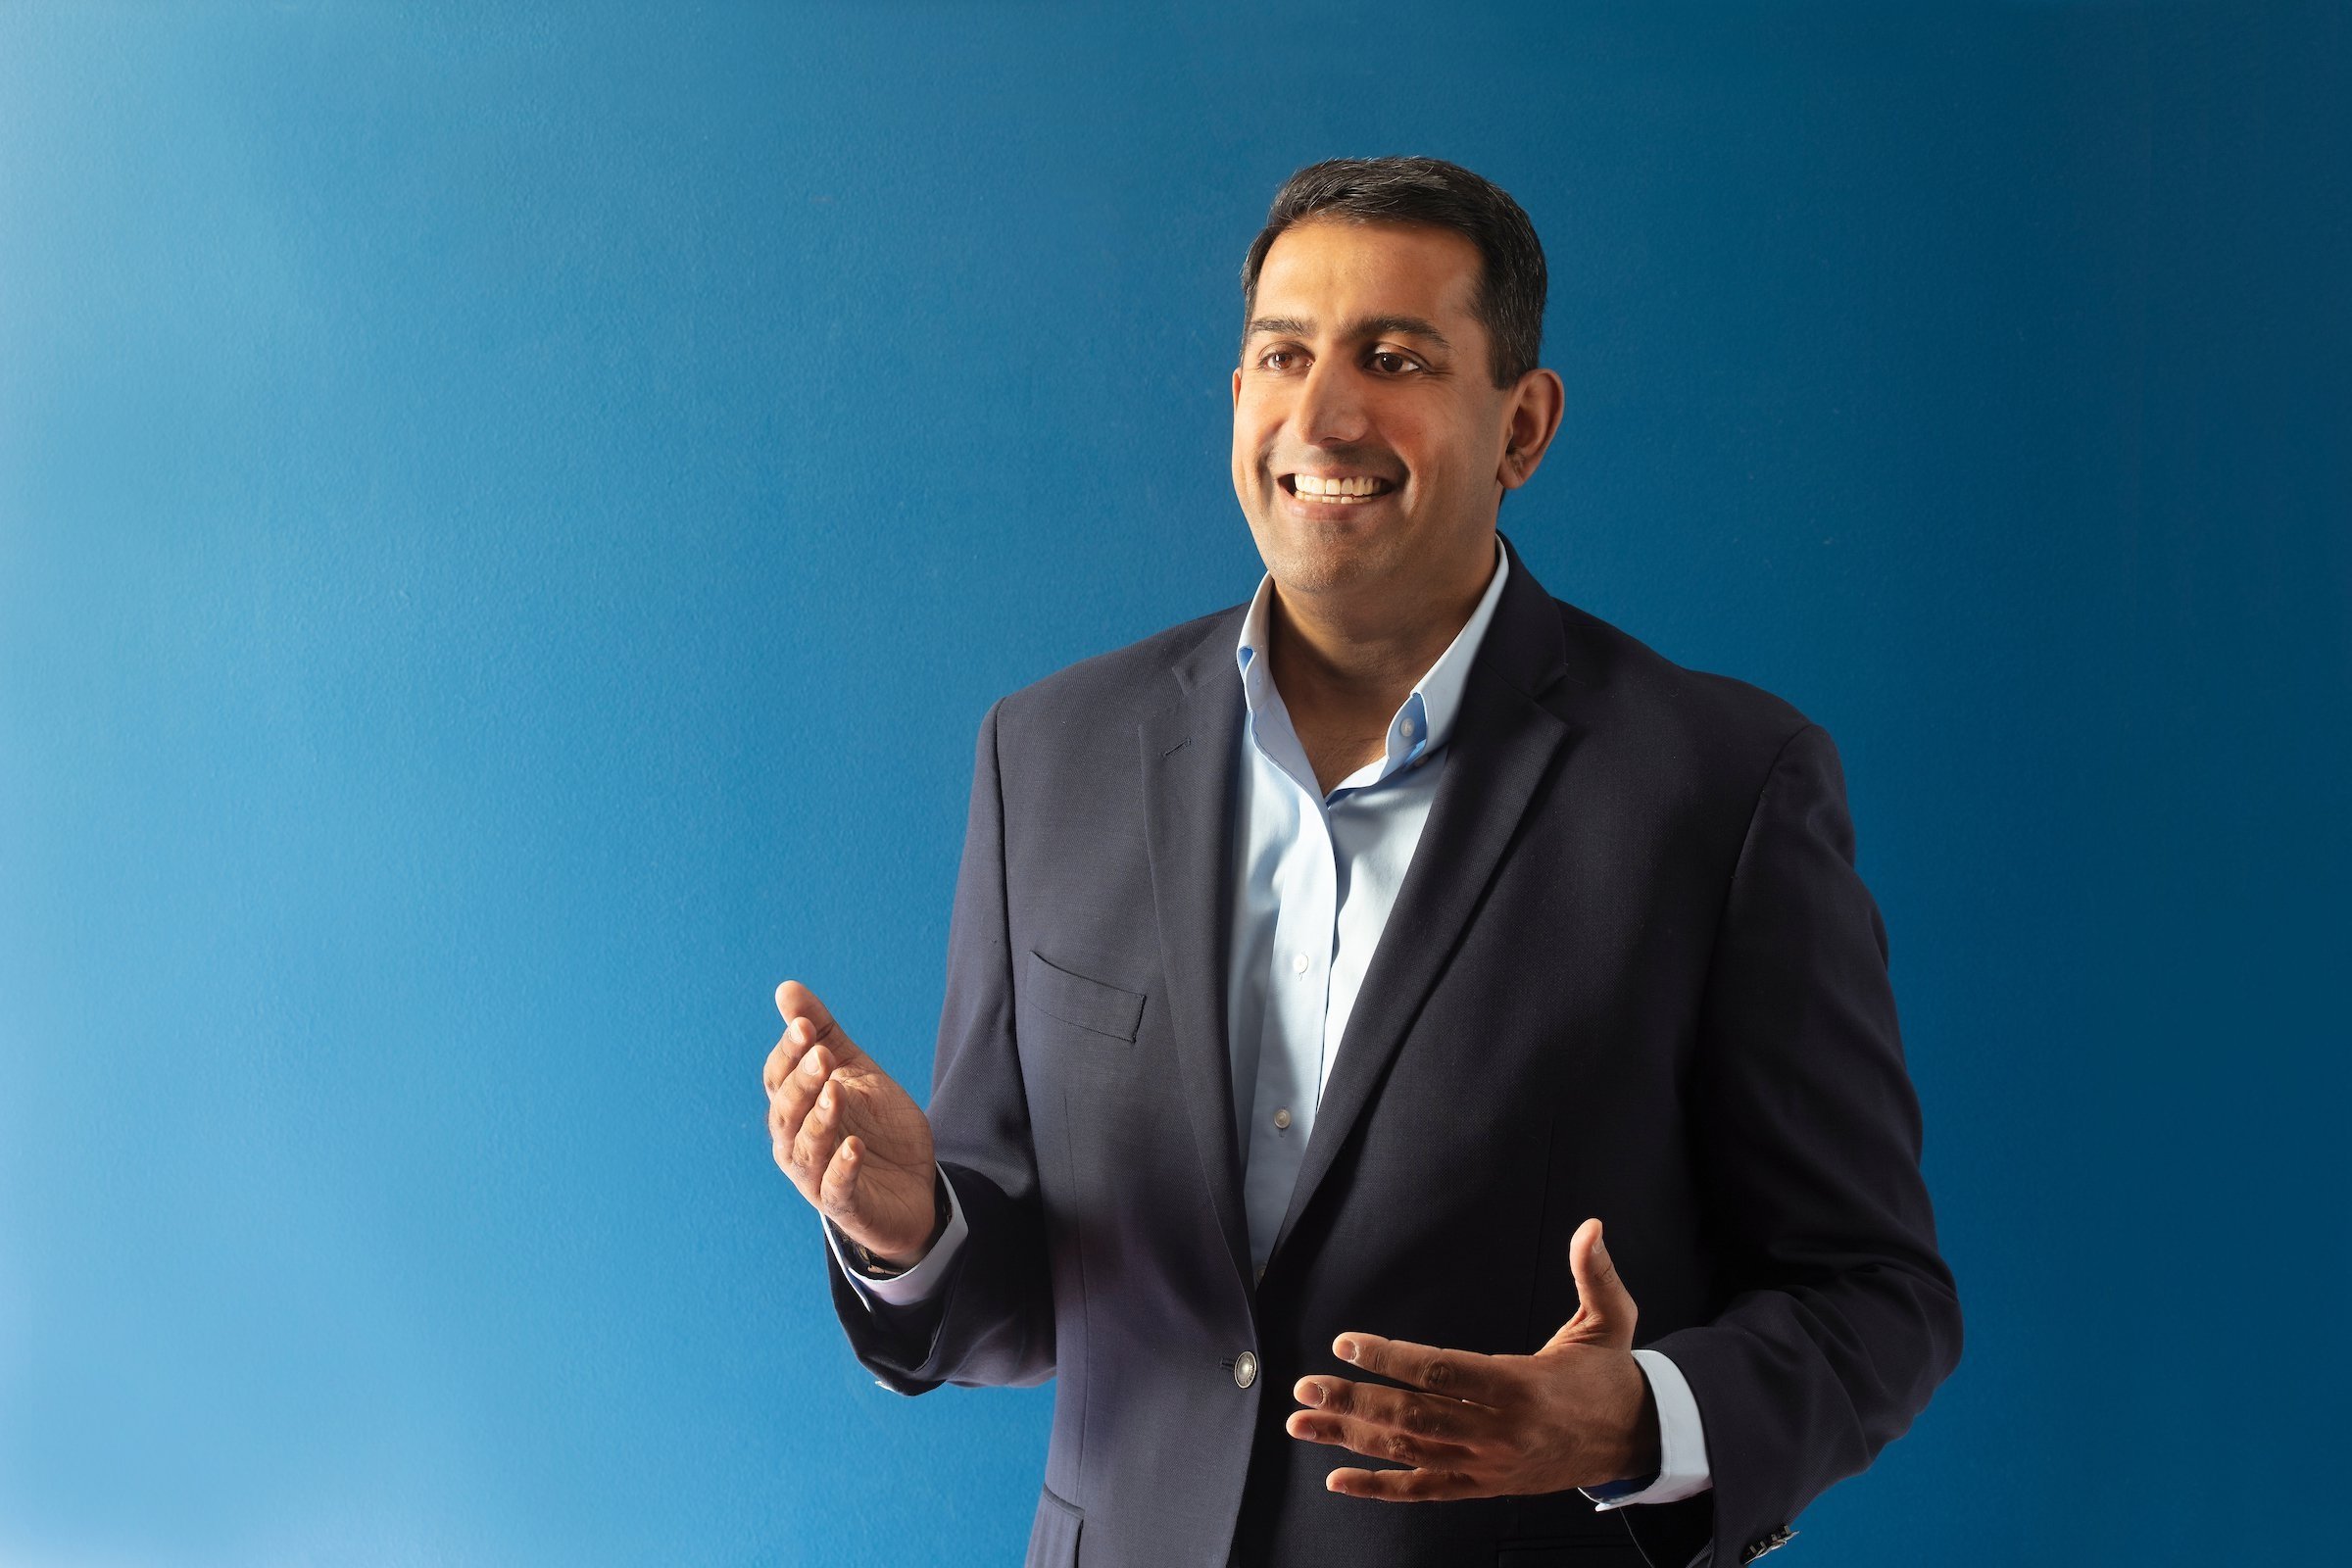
[3,3,2344,1563]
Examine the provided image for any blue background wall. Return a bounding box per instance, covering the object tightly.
[3,3,2343,1563]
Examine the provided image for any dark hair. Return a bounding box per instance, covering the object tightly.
[1241,156,1546,388]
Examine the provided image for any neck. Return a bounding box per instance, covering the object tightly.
[1267,537,1494,731]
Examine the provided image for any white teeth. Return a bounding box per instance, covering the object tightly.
[1293,474,1389,498]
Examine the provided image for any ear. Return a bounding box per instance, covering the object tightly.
[1231,365,1243,410]
[1496,367,1565,491]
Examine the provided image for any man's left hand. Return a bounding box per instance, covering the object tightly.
[1286,1217,1661,1501]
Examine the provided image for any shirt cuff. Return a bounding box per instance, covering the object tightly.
[1579,1348,1714,1509]
[822,1162,969,1311]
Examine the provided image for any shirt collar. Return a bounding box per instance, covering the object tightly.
[1233,533,1510,787]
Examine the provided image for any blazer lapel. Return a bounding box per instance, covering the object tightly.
[1265,531,1575,1268]
[1138,606,1257,1294]
[1132,532,1578,1296]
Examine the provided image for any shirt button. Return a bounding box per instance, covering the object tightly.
[1272,1106,1292,1130]
[1400,717,1417,738]
[1234,1350,1258,1389]
[1291,952,1309,975]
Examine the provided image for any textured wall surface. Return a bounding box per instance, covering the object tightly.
[2,3,2343,1563]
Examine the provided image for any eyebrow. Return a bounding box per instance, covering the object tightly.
[1243,314,1454,351]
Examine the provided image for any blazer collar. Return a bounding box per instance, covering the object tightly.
[1138,529,1574,1301]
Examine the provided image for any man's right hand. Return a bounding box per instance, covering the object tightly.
[764,980,942,1268]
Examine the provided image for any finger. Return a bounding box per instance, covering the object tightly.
[1331,1333,1511,1407]
[1549,1217,1637,1351]
[818,1133,863,1220]
[764,1029,830,1097]
[768,1078,825,1200]
[774,978,828,1027]
[1323,1464,1487,1502]
[763,1036,793,1095]
[765,1033,833,1102]
[787,1075,851,1191]
[1284,1407,1480,1471]
[1295,1377,1491,1447]
[763,1046,830,1150]
[773,981,859,1065]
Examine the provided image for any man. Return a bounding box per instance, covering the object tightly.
[763,157,1961,1568]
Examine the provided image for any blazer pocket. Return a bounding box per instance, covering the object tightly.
[1023,1480,1083,1568]
[1023,950,1147,1043]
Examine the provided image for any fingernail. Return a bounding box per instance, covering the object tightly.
[1297,1381,1324,1406]
[1335,1339,1357,1362]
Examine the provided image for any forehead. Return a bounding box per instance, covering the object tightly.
[1250,218,1485,331]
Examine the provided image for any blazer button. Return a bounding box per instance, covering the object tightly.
[1233,1350,1259,1389]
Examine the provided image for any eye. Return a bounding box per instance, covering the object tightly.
[1257,347,1301,370]
[1370,350,1422,374]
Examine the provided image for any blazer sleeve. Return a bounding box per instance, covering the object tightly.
[824,696,1057,1393]
[1625,721,1963,1568]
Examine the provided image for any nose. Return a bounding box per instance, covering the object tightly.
[1293,355,1371,449]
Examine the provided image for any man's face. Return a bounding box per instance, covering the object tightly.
[1231,218,1531,605]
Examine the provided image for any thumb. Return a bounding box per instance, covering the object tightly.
[774,979,868,1068]
[1542,1217,1638,1353]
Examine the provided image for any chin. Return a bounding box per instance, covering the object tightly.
[1265,526,1396,596]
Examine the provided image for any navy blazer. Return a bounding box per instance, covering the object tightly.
[824,530,1962,1568]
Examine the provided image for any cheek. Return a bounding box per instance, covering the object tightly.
[1383,432,1443,494]
[1231,408,1280,480]
[1361,400,1436,465]
[1395,419,1487,496]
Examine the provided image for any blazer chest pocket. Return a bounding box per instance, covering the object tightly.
[1022,950,1147,1044]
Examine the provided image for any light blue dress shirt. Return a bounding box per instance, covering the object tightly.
[825,535,1711,1508]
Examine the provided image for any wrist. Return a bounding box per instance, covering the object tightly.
[1611,1350,1663,1480]
[850,1167,951,1276]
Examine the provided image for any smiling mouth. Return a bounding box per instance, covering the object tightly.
[1279,472,1398,505]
